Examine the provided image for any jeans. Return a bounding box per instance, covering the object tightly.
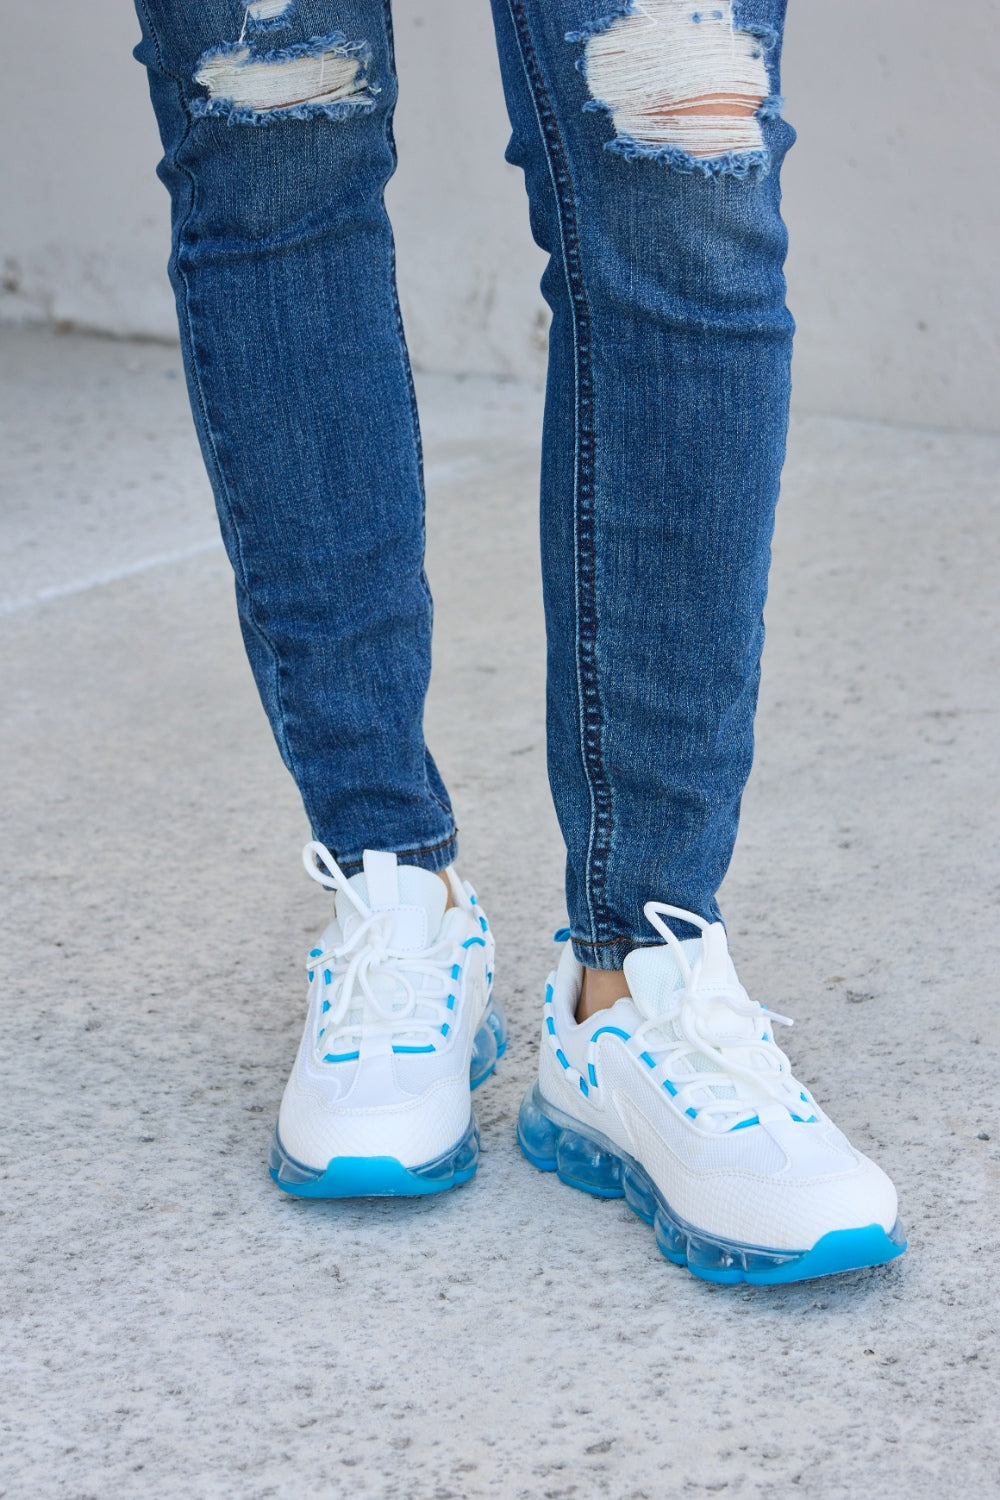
[133,0,794,968]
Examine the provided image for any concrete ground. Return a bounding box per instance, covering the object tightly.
[1,326,998,1500]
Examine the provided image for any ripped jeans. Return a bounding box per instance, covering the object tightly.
[133,0,794,967]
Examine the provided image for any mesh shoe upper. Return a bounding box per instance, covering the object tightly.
[536,902,898,1251]
[277,845,492,1171]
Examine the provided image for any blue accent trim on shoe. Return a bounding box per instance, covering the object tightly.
[590,1025,631,1043]
[310,1001,507,1087]
[553,926,572,942]
[269,1115,480,1198]
[515,1085,907,1286]
[462,935,486,949]
[580,1027,634,1091]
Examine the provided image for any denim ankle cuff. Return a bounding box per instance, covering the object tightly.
[570,933,636,970]
[332,831,459,879]
[571,920,707,970]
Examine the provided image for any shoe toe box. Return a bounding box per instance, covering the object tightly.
[617,1091,900,1252]
[712,1120,900,1251]
[277,1059,473,1172]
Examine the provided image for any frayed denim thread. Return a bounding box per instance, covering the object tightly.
[566,4,779,50]
[195,29,368,68]
[190,94,377,126]
[190,30,376,126]
[567,3,780,179]
[603,132,770,178]
[241,1,297,36]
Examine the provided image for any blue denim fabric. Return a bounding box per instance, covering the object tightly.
[134,0,794,967]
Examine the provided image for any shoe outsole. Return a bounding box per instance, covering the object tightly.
[270,1113,481,1197]
[268,1005,506,1199]
[517,1084,907,1286]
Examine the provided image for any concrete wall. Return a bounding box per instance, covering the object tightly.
[2,0,998,431]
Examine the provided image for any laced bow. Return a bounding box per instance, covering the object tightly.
[630,902,817,1127]
[303,841,456,1057]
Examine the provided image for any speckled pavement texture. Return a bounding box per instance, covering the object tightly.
[1,328,998,1499]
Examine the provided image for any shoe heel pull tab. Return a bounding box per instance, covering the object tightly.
[695,922,732,989]
[363,850,400,910]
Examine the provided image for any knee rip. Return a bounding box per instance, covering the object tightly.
[191,2,376,126]
[568,1,781,177]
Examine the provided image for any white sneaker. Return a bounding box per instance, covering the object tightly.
[269,842,504,1197]
[518,902,905,1284]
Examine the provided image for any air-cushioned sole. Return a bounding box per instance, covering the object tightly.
[470,1002,508,1091]
[517,1084,907,1286]
[269,1004,507,1199]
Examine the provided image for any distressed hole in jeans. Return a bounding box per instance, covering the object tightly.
[576,1,776,172]
[192,25,376,125]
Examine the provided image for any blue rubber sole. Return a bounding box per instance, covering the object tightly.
[517,1084,907,1286]
[270,1114,480,1198]
[470,1002,508,1091]
[269,1003,506,1199]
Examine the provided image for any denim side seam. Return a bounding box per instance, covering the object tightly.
[504,0,615,958]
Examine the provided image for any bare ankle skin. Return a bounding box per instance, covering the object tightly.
[436,869,456,910]
[576,967,631,1023]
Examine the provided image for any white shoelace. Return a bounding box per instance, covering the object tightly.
[303,841,458,1058]
[630,902,817,1129]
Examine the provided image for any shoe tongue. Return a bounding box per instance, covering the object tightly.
[335,851,447,952]
[623,926,757,1110]
[623,938,699,1019]
[625,925,747,1030]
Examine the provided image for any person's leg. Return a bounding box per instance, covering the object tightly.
[133,0,502,1197]
[488,0,794,967]
[133,0,455,875]
[490,0,904,1282]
